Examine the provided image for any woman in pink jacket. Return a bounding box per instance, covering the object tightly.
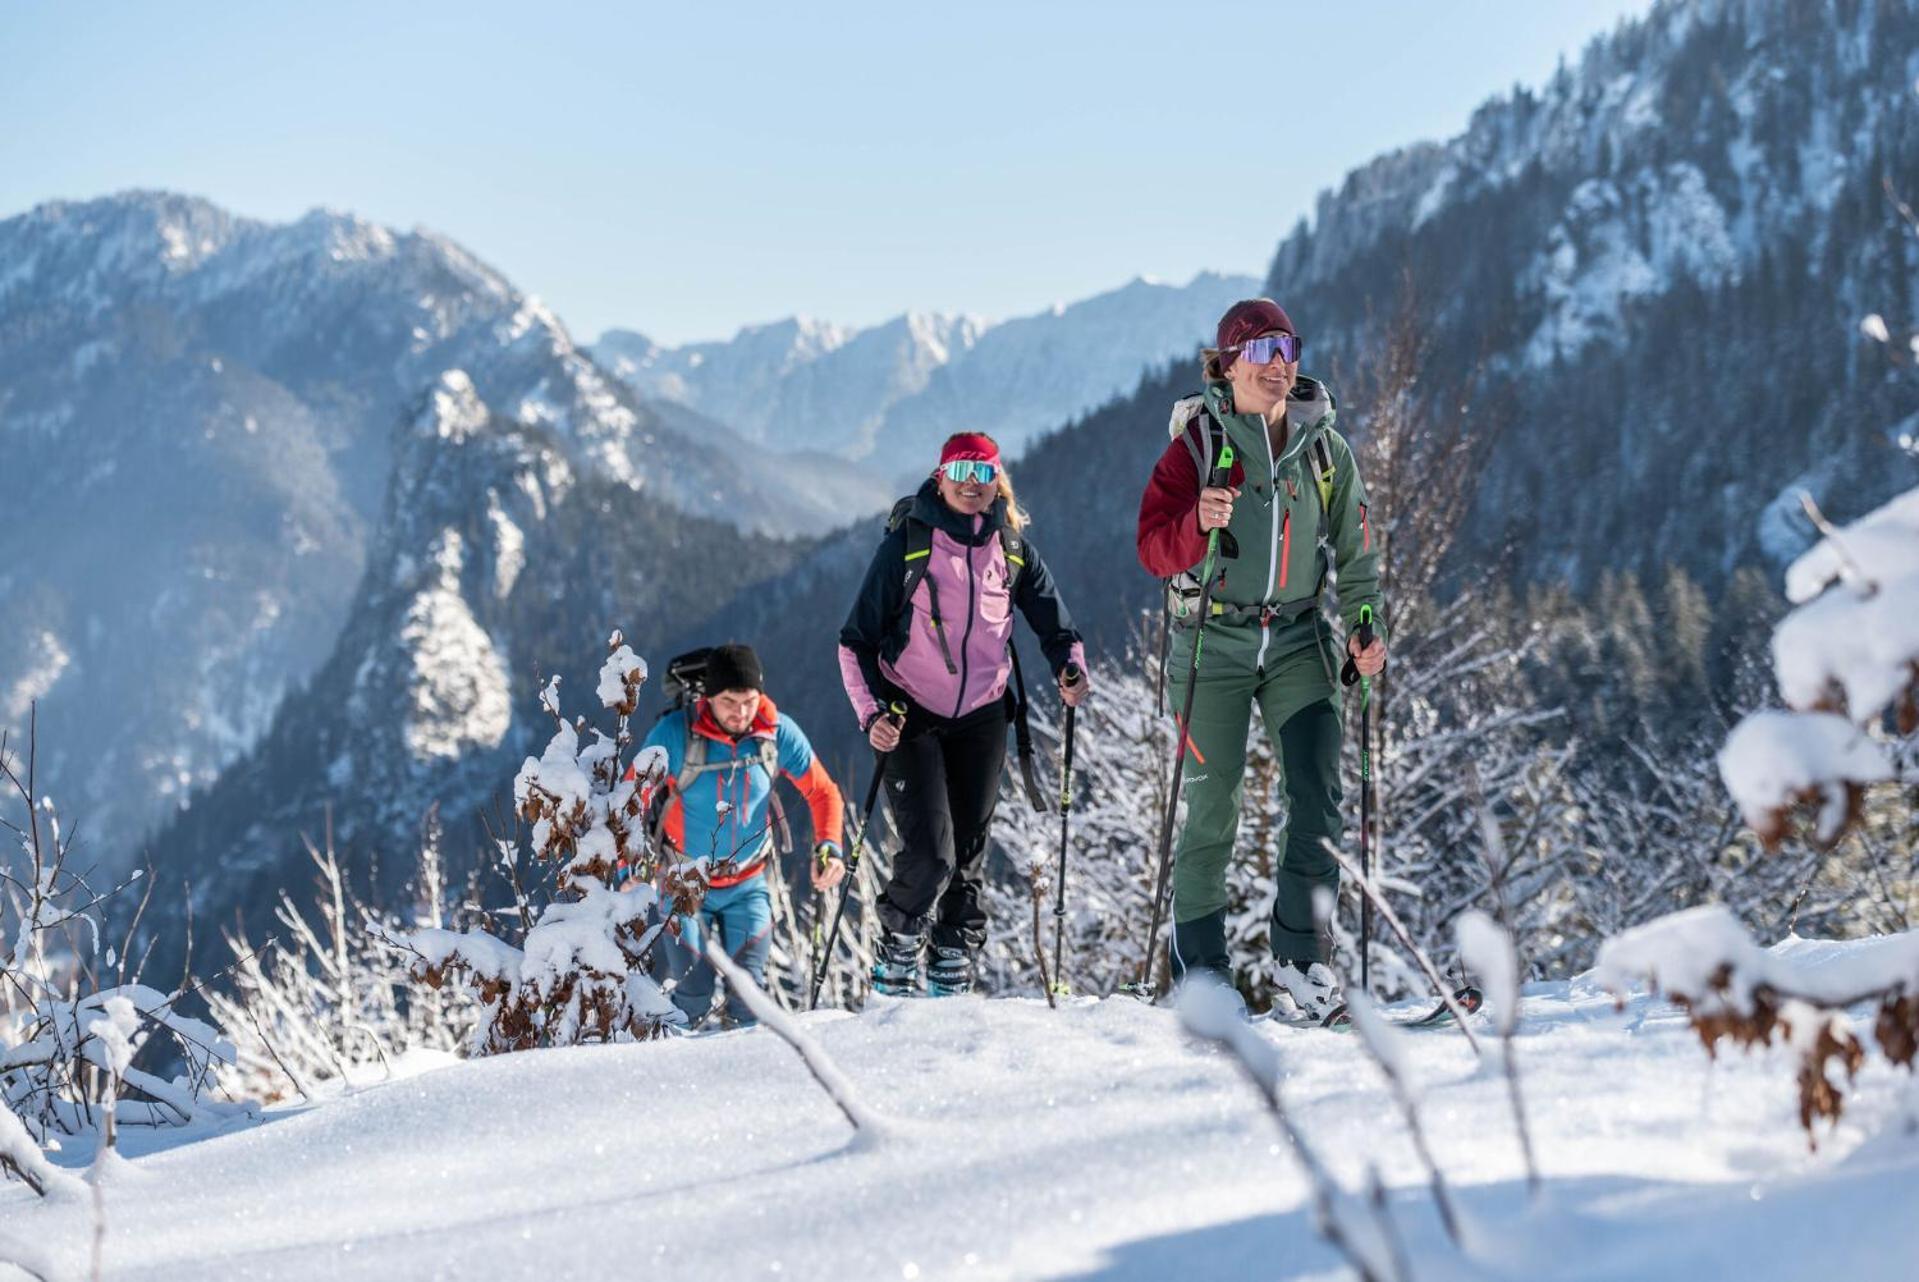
[838,433,1088,997]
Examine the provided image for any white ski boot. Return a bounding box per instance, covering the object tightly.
[1271,958,1344,1025]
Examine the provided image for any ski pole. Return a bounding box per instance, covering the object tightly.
[1139,441,1237,998]
[810,701,906,1010]
[1341,604,1378,995]
[1050,664,1083,998]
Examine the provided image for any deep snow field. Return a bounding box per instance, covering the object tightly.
[7,946,1919,1282]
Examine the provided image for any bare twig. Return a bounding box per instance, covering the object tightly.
[1323,840,1481,1053]
[704,936,889,1140]
[1179,980,1401,1282]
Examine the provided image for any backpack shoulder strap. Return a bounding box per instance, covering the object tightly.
[675,727,707,795]
[675,726,780,792]
[889,497,934,610]
[999,525,1026,598]
[1176,407,1226,483]
[1310,433,1337,512]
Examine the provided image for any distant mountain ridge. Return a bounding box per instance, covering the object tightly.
[659,0,1919,779]
[0,191,877,868]
[595,271,1260,472]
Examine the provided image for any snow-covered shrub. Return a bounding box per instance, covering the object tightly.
[2,713,253,1157]
[1601,213,1919,1143]
[1717,486,1918,849]
[208,809,479,1102]
[395,632,687,1052]
[1598,905,1918,1142]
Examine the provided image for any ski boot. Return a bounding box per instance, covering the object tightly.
[872,929,925,996]
[1271,958,1343,1026]
[926,944,975,997]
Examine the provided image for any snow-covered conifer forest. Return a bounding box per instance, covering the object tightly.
[6,0,1919,1277]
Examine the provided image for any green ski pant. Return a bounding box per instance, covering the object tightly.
[1167,621,1344,965]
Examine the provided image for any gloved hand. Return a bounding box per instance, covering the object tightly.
[810,841,847,891]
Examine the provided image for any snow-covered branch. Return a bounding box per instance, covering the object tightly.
[704,936,889,1142]
[1179,978,1405,1282]
[1597,905,1918,1141]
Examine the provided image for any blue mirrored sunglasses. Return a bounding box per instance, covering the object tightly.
[941,459,999,485]
[1237,333,1303,365]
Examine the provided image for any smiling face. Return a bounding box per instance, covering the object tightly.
[936,467,996,518]
[709,688,761,735]
[1225,329,1298,420]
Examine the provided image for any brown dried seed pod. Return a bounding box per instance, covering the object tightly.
[1895,673,1918,737]
[1794,1018,1864,1144]
[1876,994,1919,1068]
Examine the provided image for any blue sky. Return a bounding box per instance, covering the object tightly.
[3,2,1655,345]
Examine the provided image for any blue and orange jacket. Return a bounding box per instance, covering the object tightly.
[639,695,844,887]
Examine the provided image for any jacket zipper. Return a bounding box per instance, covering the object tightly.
[953,541,980,718]
[1255,424,1281,673]
[1360,502,1371,551]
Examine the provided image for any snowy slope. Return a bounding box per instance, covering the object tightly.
[595,272,1258,471]
[8,967,1917,1281]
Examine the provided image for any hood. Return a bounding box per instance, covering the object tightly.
[908,476,1006,545]
[1203,374,1337,470]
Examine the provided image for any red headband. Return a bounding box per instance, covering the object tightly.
[940,433,1001,466]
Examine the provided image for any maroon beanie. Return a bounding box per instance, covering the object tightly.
[1215,299,1295,369]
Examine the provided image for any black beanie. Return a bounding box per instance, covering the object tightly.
[705,643,764,694]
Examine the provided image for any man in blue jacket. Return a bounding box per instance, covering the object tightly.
[641,644,846,1027]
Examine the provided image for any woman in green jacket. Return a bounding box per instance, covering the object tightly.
[1135,298,1386,1021]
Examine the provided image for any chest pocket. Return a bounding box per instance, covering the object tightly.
[978,548,1013,626]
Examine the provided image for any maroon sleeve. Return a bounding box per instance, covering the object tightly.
[1137,432,1241,578]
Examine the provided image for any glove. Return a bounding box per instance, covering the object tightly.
[810,841,846,891]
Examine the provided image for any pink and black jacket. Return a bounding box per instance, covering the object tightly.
[838,480,1086,728]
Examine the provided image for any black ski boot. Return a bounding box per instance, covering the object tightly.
[873,929,925,996]
[926,944,976,997]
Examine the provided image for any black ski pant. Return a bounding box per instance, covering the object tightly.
[875,698,1007,952]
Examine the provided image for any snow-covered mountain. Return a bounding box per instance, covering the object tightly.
[595,271,1259,470]
[143,371,810,936]
[653,0,1919,775]
[0,192,877,870]
[1251,0,1919,586]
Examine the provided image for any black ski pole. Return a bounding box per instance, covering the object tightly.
[1139,440,1237,998]
[1050,664,1083,999]
[1341,604,1378,995]
[810,701,906,1011]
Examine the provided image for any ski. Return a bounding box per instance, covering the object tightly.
[1320,985,1483,1032]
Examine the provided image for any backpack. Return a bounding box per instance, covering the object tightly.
[882,498,1049,814]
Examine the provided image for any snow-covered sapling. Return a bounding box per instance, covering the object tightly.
[400,632,691,1052]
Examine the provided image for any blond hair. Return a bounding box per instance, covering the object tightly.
[1200,348,1228,382]
[937,432,1027,532]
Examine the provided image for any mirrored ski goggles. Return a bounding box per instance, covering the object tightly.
[1233,333,1303,365]
[940,459,999,485]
